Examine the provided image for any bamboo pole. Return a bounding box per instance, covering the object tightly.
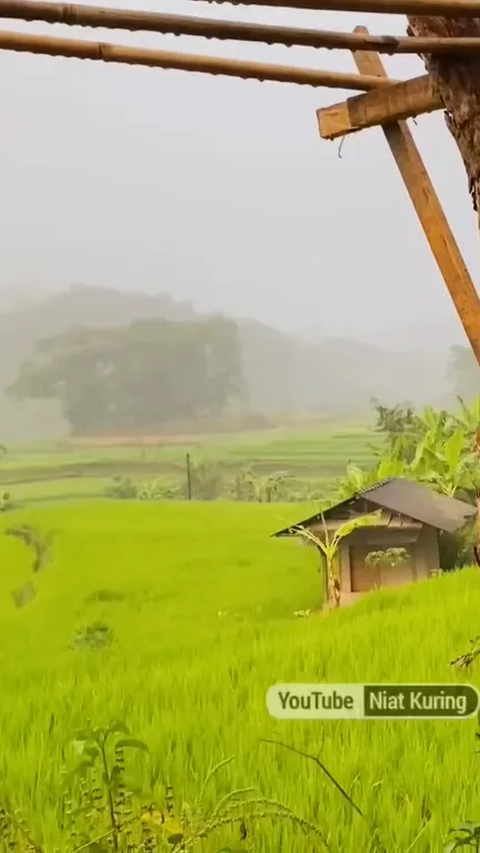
[192,0,480,20]
[5,0,480,56]
[351,26,480,366]
[0,28,401,89]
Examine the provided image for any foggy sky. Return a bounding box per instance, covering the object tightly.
[1,0,479,349]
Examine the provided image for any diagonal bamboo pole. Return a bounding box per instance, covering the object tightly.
[350,25,480,365]
[0,28,398,90]
[6,0,480,56]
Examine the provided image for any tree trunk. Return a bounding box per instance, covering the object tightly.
[407,16,480,213]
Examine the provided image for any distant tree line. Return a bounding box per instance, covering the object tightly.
[5,280,480,437]
[8,317,243,434]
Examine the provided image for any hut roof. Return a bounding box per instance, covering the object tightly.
[272,477,477,537]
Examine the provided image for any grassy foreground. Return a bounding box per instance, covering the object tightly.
[0,500,479,851]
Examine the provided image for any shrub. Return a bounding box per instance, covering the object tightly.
[439,523,477,571]
[70,621,114,650]
[105,477,139,499]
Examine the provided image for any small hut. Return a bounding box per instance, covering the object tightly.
[272,478,476,603]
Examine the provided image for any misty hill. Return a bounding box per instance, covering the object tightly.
[238,321,449,415]
[0,285,451,440]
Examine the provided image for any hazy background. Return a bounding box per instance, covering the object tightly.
[1,0,479,437]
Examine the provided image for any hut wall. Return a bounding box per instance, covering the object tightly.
[413,524,440,578]
[340,526,422,592]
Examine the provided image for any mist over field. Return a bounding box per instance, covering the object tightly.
[0,283,478,442]
[1,0,480,440]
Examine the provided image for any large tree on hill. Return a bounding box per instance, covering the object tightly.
[7,316,243,434]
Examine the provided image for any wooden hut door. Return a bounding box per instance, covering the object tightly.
[350,545,415,591]
[350,547,381,592]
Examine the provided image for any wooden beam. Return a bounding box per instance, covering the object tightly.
[0,28,399,90]
[350,26,480,366]
[317,75,441,139]
[192,0,480,19]
[6,0,480,56]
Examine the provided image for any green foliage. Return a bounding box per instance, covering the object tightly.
[137,480,171,501]
[189,460,226,501]
[0,722,326,852]
[445,822,480,851]
[255,474,287,504]
[230,469,289,504]
[70,622,114,651]
[444,713,480,850]
[62,720,152,851]
[230,468,258,502]
[439,523,478,571]
[333,398,480,570]
[450,635,480,671]
[411,425,479,499]
[298,513,382,607]
[105,477,183,502]
[105,477,139,500]
[337,398,480,513]
[371,397,417,442]
[0,805,41,851]
[102,466,319,505]
[365,548,410,568]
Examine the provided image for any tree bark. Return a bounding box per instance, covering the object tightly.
[407,16,480,212]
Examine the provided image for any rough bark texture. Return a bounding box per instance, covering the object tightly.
[407,16,480,211]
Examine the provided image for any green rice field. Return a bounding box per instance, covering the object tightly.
[2,423,376,504]
[0,498,479,851]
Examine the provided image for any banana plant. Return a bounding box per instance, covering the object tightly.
[298,512,382,608]
[336,399,479,511]
[334,461,370,499]
[453,396,480,433]
[412,427,479,498]
[376,454,408,480]
[335,454,410,501]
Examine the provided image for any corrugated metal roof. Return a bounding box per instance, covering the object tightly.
[272,477,477,537]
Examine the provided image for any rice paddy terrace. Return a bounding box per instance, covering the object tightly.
[2,422,376,505]
[0,499,478,850]
[1,421,479,851]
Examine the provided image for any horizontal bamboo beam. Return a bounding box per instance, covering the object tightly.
[191,0,480,19]
[318,74,441,138]
[5,0,480,56]
[0,28,403,89]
